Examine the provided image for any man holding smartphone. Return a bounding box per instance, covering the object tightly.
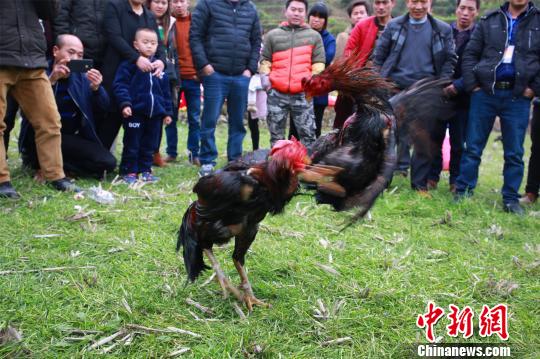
[19,34,116,179]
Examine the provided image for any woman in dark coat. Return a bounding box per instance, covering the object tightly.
[99,0,166,150]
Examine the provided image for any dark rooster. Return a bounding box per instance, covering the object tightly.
[300,55,398,224]
[389,77,458,164]
[176,139,308,310]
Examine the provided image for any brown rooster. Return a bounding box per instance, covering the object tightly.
[301,55,398,224]
[176,139,309,310]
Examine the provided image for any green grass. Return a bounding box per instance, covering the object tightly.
[1,121,539,358]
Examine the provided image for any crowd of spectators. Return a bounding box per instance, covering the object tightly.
[0,0,538,215]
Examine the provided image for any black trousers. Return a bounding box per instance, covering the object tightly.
[3,94,19,155]
[525,101,540,195]
[428,105,469,185]
[97,111,124,151]
[24,132,116,178]
[247,112,259,151]
[410,120,448,190]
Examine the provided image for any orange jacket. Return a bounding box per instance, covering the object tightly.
[259,22,325,94]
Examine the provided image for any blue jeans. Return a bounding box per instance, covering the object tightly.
[165,79,201,158]
[199,72,249,165]
[456,89,531,204]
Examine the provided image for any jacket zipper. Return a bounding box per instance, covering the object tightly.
[149,73,155,118]
[56,80,102,145]
[492,11,509,94]
[67,86,103,145]
[529,30,532,48]
[287,28,295,94]
[232,6,237,74]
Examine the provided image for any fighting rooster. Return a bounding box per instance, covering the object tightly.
[301,55,398,223]
[389,77,457,163]
[176,139,308,310]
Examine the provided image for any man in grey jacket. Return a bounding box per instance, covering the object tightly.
[0,0,80,199]
[373,0,456,192]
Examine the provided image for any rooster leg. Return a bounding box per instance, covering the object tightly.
[232,225,270,311]
[203,249,243,301]
[233,259,270,311]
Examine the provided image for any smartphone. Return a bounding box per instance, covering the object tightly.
[67,59,93,72]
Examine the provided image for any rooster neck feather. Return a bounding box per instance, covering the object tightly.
[303,54,395,115]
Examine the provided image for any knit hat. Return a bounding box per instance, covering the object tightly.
[308,2,329,29]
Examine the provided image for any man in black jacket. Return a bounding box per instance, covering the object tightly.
[455,0,540,215]
[0,0,80,199]
[428,0,479,193]
[53,0,108,70]
[190,0,262,177]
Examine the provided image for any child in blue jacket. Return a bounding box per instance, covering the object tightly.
[113,28,173,184]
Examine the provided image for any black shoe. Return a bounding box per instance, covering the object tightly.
[453,191,472,203]
[0,181,20,199]
[503,202,525,216]
[394,170,408,178]
[49,177,81,193]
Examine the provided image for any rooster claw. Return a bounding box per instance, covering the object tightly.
[216,275,243,301]
[243,294,271,312]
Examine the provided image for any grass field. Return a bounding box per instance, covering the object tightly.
[1,121,539,358]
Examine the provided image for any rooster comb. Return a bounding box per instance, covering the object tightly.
[270,137,309,171]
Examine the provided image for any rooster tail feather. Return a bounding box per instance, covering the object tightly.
[177,203,210,282]
[390,77,457,161]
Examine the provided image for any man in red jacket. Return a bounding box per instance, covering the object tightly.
[333,0,395,129]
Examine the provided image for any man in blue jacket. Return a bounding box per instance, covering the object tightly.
[190,0,262,177]
[20,35,116,179]
[455,0,540,215]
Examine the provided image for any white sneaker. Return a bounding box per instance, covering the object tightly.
[198,164,214,177]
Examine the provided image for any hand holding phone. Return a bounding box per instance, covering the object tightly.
[49,58,70,84]
[86,69,103,91]
[67,59,93,73]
